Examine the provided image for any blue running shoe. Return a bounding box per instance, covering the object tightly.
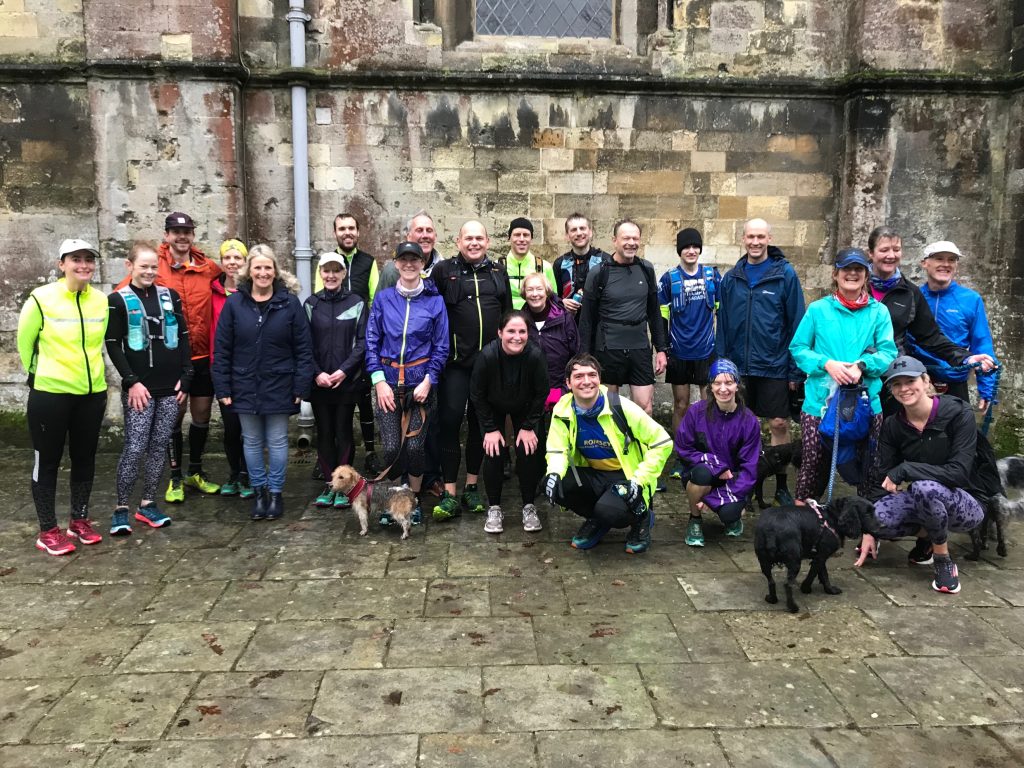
[571,518,609,550]
[724,518,744,537]
[135,503,171,528]
[110,507,132,536]
[411,505,422,526]
[625,508,654,554]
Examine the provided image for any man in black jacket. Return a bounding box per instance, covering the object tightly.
[577,219,667,416]
[552,212,610,320]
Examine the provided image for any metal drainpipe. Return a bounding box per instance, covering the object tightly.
[287,1,317,447]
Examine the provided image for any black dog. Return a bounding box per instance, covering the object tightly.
[752,442,803,509]
[964,455,1024,560]
[754,496,875,613]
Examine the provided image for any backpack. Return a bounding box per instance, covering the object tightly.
[818,384,873,485]
[595,258,657,301]
[668,265,718,311]
[606,389,638,457]
[117,285,179,353]
[499,253,544,276]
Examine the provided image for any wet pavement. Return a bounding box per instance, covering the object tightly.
[0,447,1023,766]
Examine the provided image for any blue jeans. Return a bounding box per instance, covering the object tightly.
[238,413,291,492]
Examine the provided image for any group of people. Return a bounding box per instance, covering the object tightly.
[18,210,1003,593]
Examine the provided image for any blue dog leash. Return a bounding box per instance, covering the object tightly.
[824,390,841,504]
[925,361,1001,437]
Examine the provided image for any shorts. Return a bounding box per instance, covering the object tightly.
[189,357,215,398]
[742,375,790,420]
[596,348,654,387]
[666,354,715,386]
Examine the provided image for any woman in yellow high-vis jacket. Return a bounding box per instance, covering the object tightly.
[17,239,109,556]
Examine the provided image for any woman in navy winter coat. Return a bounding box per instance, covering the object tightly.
[213,245,314,521]
[364,241,449,526]
[306,253,368,509]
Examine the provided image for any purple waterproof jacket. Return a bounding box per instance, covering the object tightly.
[674,400,761,510]
[365,282,449,389]
[526,299,580,389]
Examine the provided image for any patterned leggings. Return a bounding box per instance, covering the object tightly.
[795,411,883,500]
[873,480,984,545]
[116,393,180,506]
[374,386,436,480]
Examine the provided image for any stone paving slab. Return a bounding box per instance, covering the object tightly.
[389,617,537,666]
[243,734,418,767]
[264,543,391,580]
[591,541,739,574]
[419,733,538,768]
[970,607,1024,651]
[131,582,228,624]
[172,670,321,739]
[488,576,570,617]
[0,584,93,629]
[313,667,483,735]
[384,542,451,578]
[237,620,391,671]
[533,613,689,664]
[96,740,249,768]
[972,570,1024,606]
[482,664,657,731]
[717,728,840,767]
[724,607,901,661]
[280,578,426,620]
[813,725,1021,767]
[864,607,1024,657]
[0,625,147,678]
[0,743,106,768]
[161,547,274,582]
[866,656,1023,726]
[562,573,695,615]
[858,566,1010,607]
[447,542,592,577]
[51,544,181,585]
[0,678,75,743]
[806,658,918,727]
[962,655,1024,714]
[207,580,297,621]
[642,661,849,728]
[116,621,256,673]
[425,578,491,618]
[669,613,748,662]
[30,672,198,743]
[536,729,726,766]
[0,544,74,584]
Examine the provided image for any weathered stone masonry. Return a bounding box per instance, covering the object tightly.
[1,1,1023,447]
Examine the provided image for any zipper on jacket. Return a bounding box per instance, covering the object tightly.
[400,296,411,367]
[473,270,483,352]
[77,290,93,395]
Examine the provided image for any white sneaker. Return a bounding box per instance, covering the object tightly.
[484,505,504,534]
[522,503,542,532]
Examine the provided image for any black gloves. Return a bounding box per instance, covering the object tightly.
[544,473,561,505]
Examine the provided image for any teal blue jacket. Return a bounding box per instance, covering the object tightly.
[789,295,897,417]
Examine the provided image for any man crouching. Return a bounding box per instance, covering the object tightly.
[544,354,673,553]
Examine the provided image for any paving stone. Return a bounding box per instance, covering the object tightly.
[30,673,198,742]
[207,580,297,621]
[718,728,838,767]
[172,670,320,739]
[263,543,390,580]
[858,566,1010,606]
[448,542,592,578]
[865,607,1024,656]
[807,658,918,726]
[866,656,1023,726]
[489,576,569,617]
[388,617,537,666]
[243,734,418,767]
[96,740,249,767]
[279,579,425,620]
[131,582,226,623]
[385,542,450,578]
[425,578,490,618]
[678,572,777,611]
[161,547,274,582]
[139,518,244,550]
[590,542,739,574]
[0,584,91,629]
[52,545,180,585]
[669,613,747,662]
[0,678,75,743]
[237,620,390,670]
[313,668,483,735]
[230,515,353,545]
[419,733,537,767]
[0,743,105,767]
[962,655,1024,713]
[533,613,688,664]
[537,729,726,766]
[971,607,1024,651]
[562,573,694,615]
[116,621,256,672]
[0,544,73,585]
[725,607,901,661]
[67,584,167,626]
[0,625,146,678]
[972,570,1024,606]
[482,664,656,731]
[986,725,1024,762]
[814,725,1020,767]
[642,661,849,727]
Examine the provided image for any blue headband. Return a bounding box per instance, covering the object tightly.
[709,358,740,383]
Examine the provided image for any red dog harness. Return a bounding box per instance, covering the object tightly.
[343,476,374,505]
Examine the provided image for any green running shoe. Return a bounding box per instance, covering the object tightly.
[165,478,185,504]
[433,491,460,520]
[183,472,220,495]
[219,479,241,496]
[461,486,485,513]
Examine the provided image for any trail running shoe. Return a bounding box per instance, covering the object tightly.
[484,505,504,534]
[110,508,132,536]
[908,537,934,566]
[183,472,220,495]
[219,478,240,496]
[68,518,102,545]
[238,473,255,499]
[522,503,542,532]
[724,518,744,537]
[932,556,961,594]
[571,519,609,550]
[165,478,185,504]
[35,527,76,556]
[669,462,683,480]
[433,491,460,520]
[461,486,485,513]
[411,505,422,526]
[333,492,352,509]
[135,503,171,528]
[685,518,705,547]
[625,509,654,554]
[315,487,336,507]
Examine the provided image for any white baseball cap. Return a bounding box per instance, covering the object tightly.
[58,239,100,260]
[317,252,346,269]
[922,240,962,259]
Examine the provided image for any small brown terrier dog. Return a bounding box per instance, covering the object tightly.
[330,465,416,539]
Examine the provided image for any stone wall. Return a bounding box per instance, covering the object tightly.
[1,0,1022,441]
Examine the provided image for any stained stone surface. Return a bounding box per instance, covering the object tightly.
[0,453,1020,764]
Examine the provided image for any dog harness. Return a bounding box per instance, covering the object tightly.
[806,498,838,554]
[343,475,373,505]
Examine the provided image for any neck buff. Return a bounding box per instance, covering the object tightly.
[833,291,869,310]
[397,280,424,299]
[869,267,901,294]
[573,392,605,418]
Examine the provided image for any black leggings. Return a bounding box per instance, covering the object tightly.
[219,402,247,479]
[687,465,743,525]
[554,466,636,530]
[482,411,543,505]
[27,389,107,531]
[439,365,483,484]
[311,397,357,479]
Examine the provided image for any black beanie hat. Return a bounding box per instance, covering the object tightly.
[676,228,703,254]
[508,217,534,237]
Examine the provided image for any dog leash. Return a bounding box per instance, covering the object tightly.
[806,498,838,554]
[824,391,841,504]
[925,361,1001,437]
[369,392,428,483]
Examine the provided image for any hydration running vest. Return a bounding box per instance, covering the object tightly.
[118,285,179,355]
[668,265,718,311]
